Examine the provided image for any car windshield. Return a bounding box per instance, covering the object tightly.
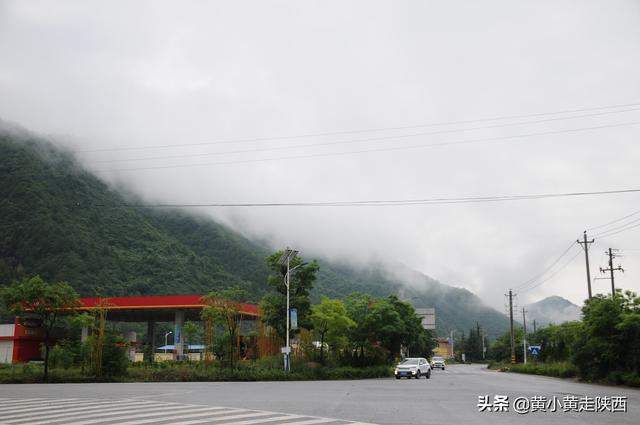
[400,359,420,365]
[433,357,444,361]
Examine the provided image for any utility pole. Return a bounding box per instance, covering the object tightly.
[577,231,595,299]
[522,308,528,365]
[533,319,537,333]
[507,289,516,364]
[476,322,481,361]
[450,330,455,360]
[285,254,290,371]
[600,248,624,299]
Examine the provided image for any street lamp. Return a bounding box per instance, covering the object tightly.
[279,248,298,372]
[164,331,173,353]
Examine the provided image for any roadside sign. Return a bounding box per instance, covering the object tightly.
[528,345,541,356]
[281,346,291,354]
[290,308,298,330]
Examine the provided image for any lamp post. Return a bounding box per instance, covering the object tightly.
[164,331,172,353]
[279,248,299,372]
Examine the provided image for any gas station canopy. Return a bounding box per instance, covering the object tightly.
[77,295,260,322]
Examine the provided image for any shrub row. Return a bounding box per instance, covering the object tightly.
[490,361,578,378]
[0,362,392,384]
[488,361,640,387]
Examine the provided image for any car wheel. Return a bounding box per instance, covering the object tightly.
[426,370,431,379]
[395,376,401,380]
[442,367,445,370]
[415,371,421,379]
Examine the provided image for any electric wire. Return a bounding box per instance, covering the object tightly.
[586,209,640,232]
[518,250,583,294]
[513,242,579,291]
[594,221,640,239]
[77,100,640,154]
[96,120,640,172]
[83,188,640,209]
[87,107,640,164]
[593,216,640,238]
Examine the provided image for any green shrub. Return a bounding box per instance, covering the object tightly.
[491,361,577,378]
[100,335,129,377]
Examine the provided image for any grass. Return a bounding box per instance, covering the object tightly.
[0,361,393,384]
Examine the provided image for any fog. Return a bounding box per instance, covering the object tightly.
[1,1,640,310]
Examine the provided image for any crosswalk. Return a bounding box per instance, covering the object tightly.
[0,397,374,425]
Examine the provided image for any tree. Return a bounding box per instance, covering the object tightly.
[260,251,319,340]
[183,321,201,347]
[386,296,436,359]
[488,328,523,363]
[0,276,80,381]
[344,293,375,366]
[201,287,249,367]
[463,324,483,362]
[69,313,95,373]
[343,293,408,365]
[309,297,355,364]
[572,290,640,381]
[529,321,582,363]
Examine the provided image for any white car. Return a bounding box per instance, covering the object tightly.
[394,357,431,379]
[431,356,446,370]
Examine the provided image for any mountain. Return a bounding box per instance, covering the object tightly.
[526,296,582,327]
[0,123,510,338]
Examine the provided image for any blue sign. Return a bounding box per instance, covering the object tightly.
[290,308,298,330]
[528,345,541,356]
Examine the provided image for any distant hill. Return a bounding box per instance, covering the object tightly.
[0,123,510,338]
[526,296,582,327]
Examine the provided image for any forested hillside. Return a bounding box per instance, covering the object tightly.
[0,125,510,338]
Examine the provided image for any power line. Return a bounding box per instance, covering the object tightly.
[77,100,640,154]
[97,120,640,173]
[85,188,640,209]
[593,216,640,238]
[595,221,640,239]
[86,107,640,164]
[513,242,578,291]
[586,209,640,232]
[518,250,582,294]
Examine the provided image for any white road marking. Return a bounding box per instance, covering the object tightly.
[122,409,273,425]
[27,404,217,425]
[0,399,140,416]
[66,405,238,425]
[3,401,174,423]
[0,398,51,405]
[221,416,306,425]
[0,397,374,425]
[0,398,76,409]
[278,419,340,425]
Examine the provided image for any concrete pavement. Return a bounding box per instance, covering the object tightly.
[0,364,638,424]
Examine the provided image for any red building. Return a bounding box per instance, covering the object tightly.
[0,317,45,363]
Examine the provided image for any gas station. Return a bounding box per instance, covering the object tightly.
[1,294,279,363]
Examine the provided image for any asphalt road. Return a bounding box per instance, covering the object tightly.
[0,364,638,425]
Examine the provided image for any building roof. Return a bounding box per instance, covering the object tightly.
[157,344,205,351]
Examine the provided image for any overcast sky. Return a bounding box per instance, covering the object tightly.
[1,1,640,310]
